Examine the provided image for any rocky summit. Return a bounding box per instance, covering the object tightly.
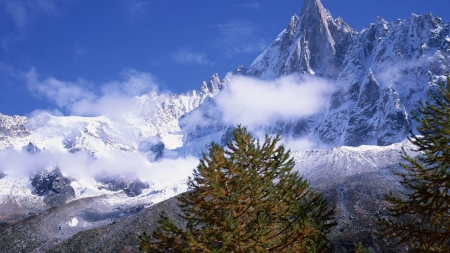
[0,0,449,252]
[195,0,450,147]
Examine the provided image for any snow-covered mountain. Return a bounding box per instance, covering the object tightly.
[0,0,449,251]
[243,0,355,79]
[0,73,229,154]
[0,74,229,225]
[0,140,416,252]
[188,0,450,147]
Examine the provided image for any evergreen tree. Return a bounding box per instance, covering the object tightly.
[353,243,371,253]
[139,126,336,252]
[379,74,450,252]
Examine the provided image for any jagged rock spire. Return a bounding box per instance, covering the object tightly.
[245,0,355,79]
[295,0,355,76]
[299,0,336,54]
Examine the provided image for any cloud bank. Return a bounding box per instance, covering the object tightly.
[214,75,332,128]
[25,68,158,116]
[0,148,198,186]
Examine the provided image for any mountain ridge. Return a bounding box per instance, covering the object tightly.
[191,0,450,148]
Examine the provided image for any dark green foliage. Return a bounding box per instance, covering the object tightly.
[379,74,450,252]
[139,126,336,252]
[353,242,371,253]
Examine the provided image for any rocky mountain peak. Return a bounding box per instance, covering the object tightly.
[299,0,330,27]
[285,14,300,39]
[185,0,450,148]
[198,73,226,95]
[207,73,223,94]
[244,0,355,79]
[297,0,355,76]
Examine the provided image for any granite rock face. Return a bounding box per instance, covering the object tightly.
[244,0,355,79]
[185,0,449,147]
[97,176,149,197]
[30,168,75,207]
[23,142,41,154]
[0,114,31,149]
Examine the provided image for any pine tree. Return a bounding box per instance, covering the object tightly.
[353,242,371,253]
[379,74,450,252]
[139,126,336,252]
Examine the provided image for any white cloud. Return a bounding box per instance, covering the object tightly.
[135,156,198,186]
[171,49,211,65]
[25,68,159,116]
[28,108,63,118]
[0,148,198,185]
[102,69,158,96]
[249,130,317,151]
[213,21,268,57]
[25,68,95,109]
[214,75,333,128]
[283,137,316,150]
[373,56,432,88]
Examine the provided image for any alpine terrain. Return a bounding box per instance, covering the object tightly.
[0,0,449,252]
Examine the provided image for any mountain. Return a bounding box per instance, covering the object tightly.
[0,74,228,227]
[1,0,450,251]
[0,142,415,252]
[243,0,355,79]
[188,0,450,147]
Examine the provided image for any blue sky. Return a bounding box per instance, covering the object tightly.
[0,0,449,116]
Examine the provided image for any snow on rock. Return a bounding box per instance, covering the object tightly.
[0,175,46,222]
[0,0,448,243]
[243,0,355,80]
[185,0,449,148]
[68,217,78,227]
[30,167,76,207]
[0,73,229,221]
[0,72,229,161]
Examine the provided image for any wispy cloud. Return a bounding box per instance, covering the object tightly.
[0,0,63,29]
[24,68,159,116]
[127,0,150,23]
[235,2,261,10]
[129,1,150,14]
[213,21,268,58]
[171,49,212,66]
[0,62,21,77]
[25,68,95,109]
[0,0,71,49]
[72,42,90,57]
